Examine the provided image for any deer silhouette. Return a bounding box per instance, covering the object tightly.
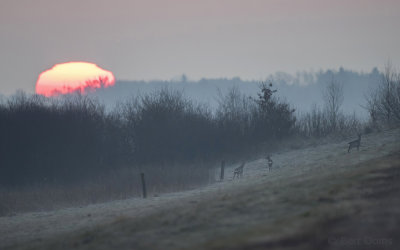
[348,133,361,153]
[233,162,245,179]
[266,155,273,171]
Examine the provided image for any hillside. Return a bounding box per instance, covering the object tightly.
[1,128,399,250]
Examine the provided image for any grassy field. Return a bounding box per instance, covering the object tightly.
[1,128,399,250]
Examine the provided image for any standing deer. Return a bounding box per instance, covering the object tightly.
[348,133,362,153]
[266,155,273,171]
[233,162,245,179]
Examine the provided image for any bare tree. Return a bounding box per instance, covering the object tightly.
[323,78,344,132]
[366,63,400,126]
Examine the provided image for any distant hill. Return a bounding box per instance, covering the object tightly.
[90,67,381,118]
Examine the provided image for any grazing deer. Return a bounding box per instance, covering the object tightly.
[233,162,245,179]
[266,155,273,171]
[348,133,362,153]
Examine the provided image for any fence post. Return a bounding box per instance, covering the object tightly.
[140,172,147,198]
[220,160,225,181]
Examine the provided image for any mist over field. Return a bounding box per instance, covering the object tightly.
[91,67,381,118]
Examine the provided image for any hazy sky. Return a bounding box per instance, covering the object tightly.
[1,0,399,94]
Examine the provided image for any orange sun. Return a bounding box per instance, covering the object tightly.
[36,62,115,97]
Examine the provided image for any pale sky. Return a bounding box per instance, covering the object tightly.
[1,0,399,94]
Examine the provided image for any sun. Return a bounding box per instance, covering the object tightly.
[36,62,115,97]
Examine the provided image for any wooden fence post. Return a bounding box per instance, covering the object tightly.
[220,160,225,181]
[140,172,147,198]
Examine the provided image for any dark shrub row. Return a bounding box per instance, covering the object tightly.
[0,84,296,187]
[0,92,129,186]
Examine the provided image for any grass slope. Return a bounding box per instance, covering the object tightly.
[2,128,400,250]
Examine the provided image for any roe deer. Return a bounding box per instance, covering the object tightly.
[348,133,361,153]
[266,155,273,171]
[233,162,245,179]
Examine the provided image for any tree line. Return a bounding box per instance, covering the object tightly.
[1,66,399,188]
[0,84,296,187]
